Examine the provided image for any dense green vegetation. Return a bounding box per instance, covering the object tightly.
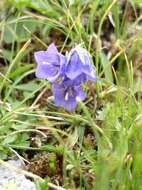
[0,0,142,189]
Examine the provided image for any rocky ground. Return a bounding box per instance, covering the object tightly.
[0,160,36,190]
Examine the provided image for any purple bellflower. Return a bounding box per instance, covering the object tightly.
[66,45,96,82]
[52,78,86,112]
[34,43,66,83]
[34,43,96,112]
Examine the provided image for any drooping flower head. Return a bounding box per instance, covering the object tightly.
[65,45,96,82]
[34,43,66,83]
[52,77,86,112]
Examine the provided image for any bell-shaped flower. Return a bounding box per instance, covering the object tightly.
[65,45,96,82]
[52,77,86,112]
[34,43,66,83]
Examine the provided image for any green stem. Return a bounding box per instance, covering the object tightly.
[3,144,64,154]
